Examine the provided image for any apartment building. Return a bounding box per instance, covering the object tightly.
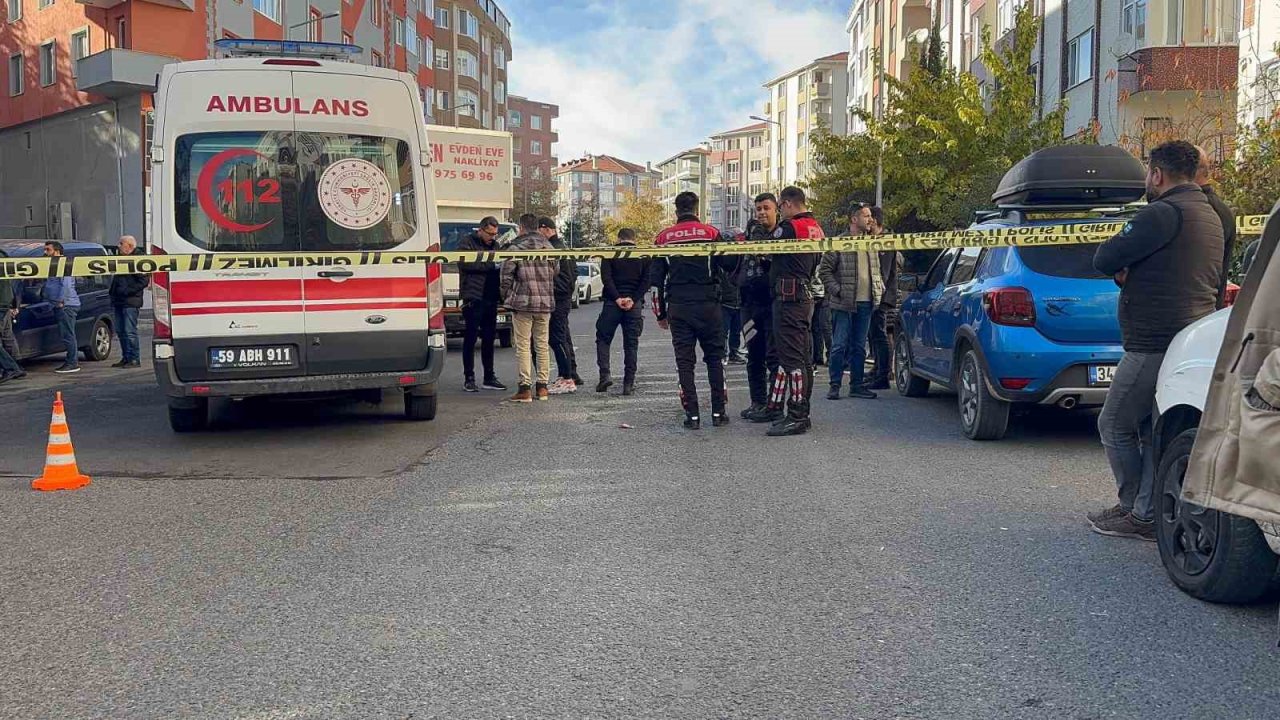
[0,0,458,241]
[507,94,557,182]
[762,52,849,189]
[846,0,932,133]
[430,0,510,130]
[1237,0,1278,123]
[553,153,659,226]
[656,147,710,217]
[706,122,765,231]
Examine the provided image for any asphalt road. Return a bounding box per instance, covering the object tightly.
[2,304,1277,719]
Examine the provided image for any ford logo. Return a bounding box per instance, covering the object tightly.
[365,315,388,325]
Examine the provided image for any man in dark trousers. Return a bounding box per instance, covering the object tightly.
[764,186,823,437]
[457,217,508,393]
[719,261,744,364]
[867,207,901,390]
[651,191,734,429]
[738,193,781,421]
[1089,140,1224,541]
[1195,146,1236,309]
[596,228,650,396]
[540,217,582,394]
[108,235,149,368]
[0,274,23,381]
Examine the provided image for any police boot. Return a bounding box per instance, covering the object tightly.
[684,410,702,430]
[681,390,700,429]
[767,413,811,436]
[740,402,764,419]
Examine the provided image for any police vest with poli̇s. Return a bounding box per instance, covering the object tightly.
[148,39,445,432]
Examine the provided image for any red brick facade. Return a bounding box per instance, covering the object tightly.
[507,94,556,181]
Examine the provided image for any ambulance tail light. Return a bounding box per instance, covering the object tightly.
[151,246,172,341]
[427,262,444,332]
[263,59,322,67]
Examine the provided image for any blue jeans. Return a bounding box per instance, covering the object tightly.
[57,306,79,367]
[114,305,140,362]
[829,302,874,389]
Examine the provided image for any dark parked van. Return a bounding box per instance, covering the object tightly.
[0,241,115,364]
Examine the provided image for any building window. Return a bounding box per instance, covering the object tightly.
[371,50,382,67]
[70,29,88,77]
[437,90,450,110]
[510,109,522,127]
[1066,29,1093,87]
[434,6,448,28]
[37,0,50,8]
[494,46,505,69]
[368,0,381,27]
[530,115,542,130]
[435,49,449,69]
[482,108,490,128]
[456,8,477,39]
[495,115,504,131]
[457,88,478,116]
[38,40,53,86]
[727,161,740,180]
[8,52,22,96]
[750,160,762,172]
[997,0,1015,36]
[1166,0,1183,44]
[115,17,128,48]
[343,31,353,45]
[531,140,543,155]
[252,0,279,22]
[7,0,21,23]
[308,8,323,41]
[494,80,505,103]
[456,49,477,78]
[394,17,404,45]
[406,17,416,52]
[749,135,762,148]
[1122,0,1147,39]
[514,162,522,179]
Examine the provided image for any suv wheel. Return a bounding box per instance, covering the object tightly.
[405,391,438,421]
[894,334,930,398]
[83,318,113,362]
[168,398,209,433]
[1156,428,1279,603]
[957,349,1010,441]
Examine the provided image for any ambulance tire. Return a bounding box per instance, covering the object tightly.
[404,391,438,421]
[168,398,209,433]
[499,329,513,348]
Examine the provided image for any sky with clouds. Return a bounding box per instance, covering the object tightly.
[503,0,849,167]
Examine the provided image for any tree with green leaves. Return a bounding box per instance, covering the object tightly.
[602,189,666,246]
[807,4,1067,232]
[563,194,605,247]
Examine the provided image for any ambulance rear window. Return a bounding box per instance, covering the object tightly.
[175,131,418,252]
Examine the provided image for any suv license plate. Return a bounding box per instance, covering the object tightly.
[1089,364,1116,386]
[209,345,298,370]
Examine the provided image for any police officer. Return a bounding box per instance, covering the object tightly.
[737,193,782,422]
[764,186,823,437]
[651,191,734,429]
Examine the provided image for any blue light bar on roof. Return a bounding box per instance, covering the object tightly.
[214,39,363,59]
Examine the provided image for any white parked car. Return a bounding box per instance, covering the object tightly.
[576,262,604,303]
[1152,239,1276,604]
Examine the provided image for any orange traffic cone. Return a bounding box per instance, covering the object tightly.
[32,392,90,492]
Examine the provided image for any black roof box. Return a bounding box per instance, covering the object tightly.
[992,144,1147,207]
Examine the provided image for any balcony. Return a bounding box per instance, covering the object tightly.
[76,49,177,98]
[1117,46,1238,97]
[809,81,832,97]
[78,0,193,9]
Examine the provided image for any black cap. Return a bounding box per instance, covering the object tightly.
[537,217,556,230]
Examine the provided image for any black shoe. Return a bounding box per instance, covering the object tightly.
[124,360,141,368]
[54,364,81,374]
[849,386,878,399]
[482,377,508,391]
[740,402,763,419]
[727,354,746,365]
[111,359,129,368]
[572,375,585,387]
[5,370,25,381]
[712,413,730,427]
[683,414,701,430]
[868,379,891,390]
[748,407,783,424]
[826,386,841,400]
[622,383,635,396]
[596,377,614,393]
[464,379,479,392]
[767,416,811,436]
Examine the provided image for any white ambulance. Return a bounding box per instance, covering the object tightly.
[149,40,445,432]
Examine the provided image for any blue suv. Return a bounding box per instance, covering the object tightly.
[894,145,1146,440]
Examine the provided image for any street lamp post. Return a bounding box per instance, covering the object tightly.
[749,115,783,190]
[444,102,477,129]
[289,12,338,40]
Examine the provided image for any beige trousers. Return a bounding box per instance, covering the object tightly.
[513,311,552,388]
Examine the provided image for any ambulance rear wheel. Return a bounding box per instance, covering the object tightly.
[498,329,513,348]
[168,398,209,433]
[405,391,437,421]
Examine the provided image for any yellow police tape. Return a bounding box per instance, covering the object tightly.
[2,215,1267,280]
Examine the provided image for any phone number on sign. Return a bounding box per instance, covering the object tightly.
[434,169,495,182]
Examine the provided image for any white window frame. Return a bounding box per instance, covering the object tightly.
[1067,28,1093,88]
[69,27,88,78]
[493,46,505,69]
[494,79,505,103]
[7,0,22,22]
[394,17,404,45]
[434,6,448,28]
[514,162,522,179]
[434,49,449,69]
[8,52,23,96]
[530,114,542,130]
[510,109,522,127]
[456,49,477,78]
[37,0,50,9]
[437,90,450,110]
[531,140,543,155]
[997,0,1015,36]
[1121,0,1147,39]
[38,39,54,87]
[253,0,280,23]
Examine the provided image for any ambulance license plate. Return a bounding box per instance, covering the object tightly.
[1089,364,1116,386]
[209,345,298,370]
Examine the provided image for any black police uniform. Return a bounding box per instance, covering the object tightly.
[735,220,781,419]
[766,212,823,435]
[651,214,734,428]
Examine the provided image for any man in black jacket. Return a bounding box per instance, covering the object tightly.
[596,228,651,396]
[737,194,781,421]
[0,274,22,382]
[1195,146,1236,309]
[456,217,508,392]
[108,235,149,368]
[1089,140,1224,541]
[764,186,823,437]
[541,217,582,394]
